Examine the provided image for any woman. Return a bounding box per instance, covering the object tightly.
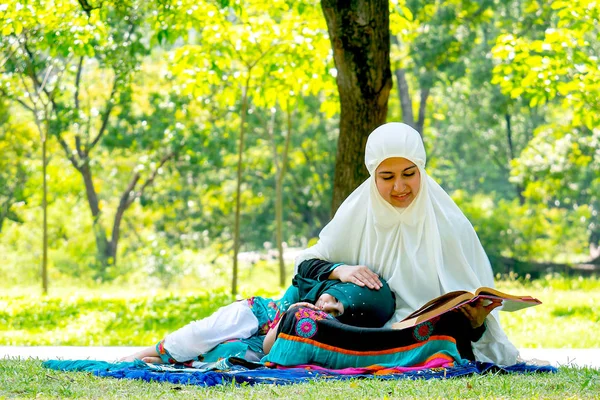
[295,122,519,365]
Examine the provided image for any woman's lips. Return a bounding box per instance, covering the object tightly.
[392,192,410,200]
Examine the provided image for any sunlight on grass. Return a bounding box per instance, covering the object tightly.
[1,273,599,348]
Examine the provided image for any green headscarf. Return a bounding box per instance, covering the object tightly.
[292,275,396,328]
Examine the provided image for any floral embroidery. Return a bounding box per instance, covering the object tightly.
[295,317,318,338]
[294,307,331,322]
[258,321,271,335]
[413,321,434,341]
[157,340,177,364]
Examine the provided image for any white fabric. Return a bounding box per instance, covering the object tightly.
[163,300,258,362]
[295,122,519,365]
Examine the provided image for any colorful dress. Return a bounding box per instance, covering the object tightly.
[155,286,300,364]
[153,265,396,365]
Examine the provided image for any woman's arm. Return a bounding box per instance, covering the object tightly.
[297,259,382,289]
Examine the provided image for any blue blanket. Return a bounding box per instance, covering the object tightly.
[43,358,557,387]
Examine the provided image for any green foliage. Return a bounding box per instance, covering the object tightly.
[0,0,598,290]
[454,191,590,264]
[490,0,600,251]
[0,107,37,232]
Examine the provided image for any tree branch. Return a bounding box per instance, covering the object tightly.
[120,171,141,210]
[267,108,279,173]
[56,133,81,171]
[74,56,84,111]
[21,40,57,110]
[87,73,119,152]
[126,152,175,208]
[77,0,103,17]
[0,87,35,113]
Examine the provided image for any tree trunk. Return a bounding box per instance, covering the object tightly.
[321,0,393,214]
[395,68,415,128]
[505,113,525,204]
[41,128,48,295]
[79,163,111,272]
[232,74,252,297]
[415,87,430,137]
[274,106,293,287]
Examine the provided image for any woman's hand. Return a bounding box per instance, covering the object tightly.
[458,298,503,328]
[329,264,382,290]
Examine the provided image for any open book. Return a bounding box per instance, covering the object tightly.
[392,287,541,330]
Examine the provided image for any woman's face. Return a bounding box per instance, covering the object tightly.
[375,157,421,208]
[315,293,344,317]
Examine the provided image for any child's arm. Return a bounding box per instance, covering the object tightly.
[263,302,320,354]
[297,259,341,281]
[263,319,281,354]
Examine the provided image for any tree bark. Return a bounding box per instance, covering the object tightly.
[321,0,393,214]
[415,87,429,137]
[41,126,48,295]
[274,106,293,287]
[395,68,415,128]
[505,113,525,204]
[232,73,252,297]
[80,163,111,270]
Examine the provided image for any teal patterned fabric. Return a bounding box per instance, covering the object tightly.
[247,285,300,335]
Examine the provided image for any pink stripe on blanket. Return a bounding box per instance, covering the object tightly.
[269,354,455,375]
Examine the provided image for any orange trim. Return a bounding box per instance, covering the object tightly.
[276,333,457,356]
[412,352,456,367]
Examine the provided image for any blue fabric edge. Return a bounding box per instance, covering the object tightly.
[42,359,558,387]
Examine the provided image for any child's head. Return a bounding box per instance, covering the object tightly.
[319,279,396,328]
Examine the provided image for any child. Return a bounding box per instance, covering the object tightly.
[121,273,396,364]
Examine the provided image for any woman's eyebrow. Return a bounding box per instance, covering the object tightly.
[378,166,416,174]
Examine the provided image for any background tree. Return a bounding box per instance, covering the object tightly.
[321,0,393,213]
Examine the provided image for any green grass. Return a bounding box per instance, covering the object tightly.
[0,358,598,399]
[2,275,599,348]
[1,275,599,398]
[495,276,600,348]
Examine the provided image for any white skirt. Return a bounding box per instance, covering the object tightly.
[163,300,259,362]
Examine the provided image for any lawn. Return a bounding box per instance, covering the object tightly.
[1,274,599,398]
[1,358,599,399]
[1,275,599,348]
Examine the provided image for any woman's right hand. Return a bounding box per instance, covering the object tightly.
[329,264,382,290]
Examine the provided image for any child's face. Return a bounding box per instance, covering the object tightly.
[315,293,344,317]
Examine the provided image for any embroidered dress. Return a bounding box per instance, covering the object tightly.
[153,270,395,364]
[156,286,299,364]
[263,304,485,369]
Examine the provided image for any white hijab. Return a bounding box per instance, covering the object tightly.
[295,122,519,365]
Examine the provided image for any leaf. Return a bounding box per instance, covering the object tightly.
[157,29,169,45]
[529,96,539,107]
[401,6,414,21]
